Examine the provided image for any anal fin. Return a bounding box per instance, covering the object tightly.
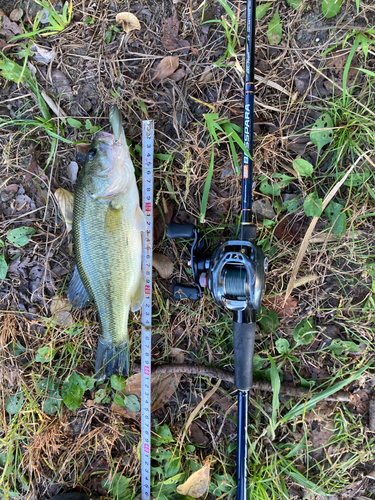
[67,266,92,309]
[133,205,147,231]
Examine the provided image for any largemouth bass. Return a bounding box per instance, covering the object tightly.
[67,106,146,380]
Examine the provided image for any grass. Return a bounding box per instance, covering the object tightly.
[1,0,375,499]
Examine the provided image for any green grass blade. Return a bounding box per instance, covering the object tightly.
[268,356,280,438]
[216,0,236,23]
[282,463,326,496]
[199,147,215,223]
[281,365,368,424]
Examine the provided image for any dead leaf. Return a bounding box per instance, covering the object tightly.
[263,294,298,318]
[188,421,209,446]
[191,47,199,58]
[76,143,90,155]
[9,8,23,22]
[0,183,19,202]
[169,68,185,82]
[55,188,74,232]
[49,295,74,327]
[161,11,190,52]
[176,462,210,498]
[111,371,181,419]
[41,90,67,118]
[31,43,56,64]
[116,12,141,34]
[198,69,214,84]
[152,253,174,279]
[274,215,308,243]
[153,56,179,81]
[112,349,184,418]
[0,14,23,41]
[287,135,310,155]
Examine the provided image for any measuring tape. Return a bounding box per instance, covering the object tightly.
[141,120,154,500]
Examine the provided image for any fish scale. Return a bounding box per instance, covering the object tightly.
[73,179,142,344]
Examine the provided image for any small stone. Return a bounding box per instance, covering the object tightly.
[252,198,275,221]
[9,8,23,21]
[67,161,78,184]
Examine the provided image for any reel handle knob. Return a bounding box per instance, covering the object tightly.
[173,284,201,300]
[167,223,195,239]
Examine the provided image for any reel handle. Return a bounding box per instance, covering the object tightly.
[233,320,256,391]
[173,284,201,301]
[167,223,195,239]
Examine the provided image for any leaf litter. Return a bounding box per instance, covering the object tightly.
[161,10,190,52]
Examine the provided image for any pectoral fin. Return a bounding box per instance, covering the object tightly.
[131,274,145,312]
[67,266,92,309]
[133,205,147,231]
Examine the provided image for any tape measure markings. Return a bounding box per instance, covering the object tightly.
[141,120,154,500]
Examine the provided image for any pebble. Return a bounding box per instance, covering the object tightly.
[252,198,275,221]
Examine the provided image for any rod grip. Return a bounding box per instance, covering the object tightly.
[233,321,256,391]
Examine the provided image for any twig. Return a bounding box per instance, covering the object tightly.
[133,364,351,402]
[369,396,375,432]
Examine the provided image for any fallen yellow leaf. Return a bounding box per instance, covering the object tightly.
[176,462,210,498]
[116,12,141,34]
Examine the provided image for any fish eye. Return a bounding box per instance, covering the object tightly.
[88,148,97,161]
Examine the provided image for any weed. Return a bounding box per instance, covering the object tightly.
[10,0,73,40]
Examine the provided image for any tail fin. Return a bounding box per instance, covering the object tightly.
[95,338,130,381]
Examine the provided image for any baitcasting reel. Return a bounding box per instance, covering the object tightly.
[167,222,267,318]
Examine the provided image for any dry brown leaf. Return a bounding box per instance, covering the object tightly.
[161,11,189,52]
[198,69,214,84]
[0,14,23,41]
[55,188,74,232]
[152,253,174,279]
[112,350,184,419]
[49,296,74,327]
[116,12,141,34]
[176,462,211,498]
[263,294,298,318]
[76,143,90,155]
[153,56,179,81]
[169,68,186,82]
[111,371,181,420]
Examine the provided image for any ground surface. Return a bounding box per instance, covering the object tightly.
[1,0,375,499]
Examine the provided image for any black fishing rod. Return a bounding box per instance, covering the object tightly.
[167,0,266,498]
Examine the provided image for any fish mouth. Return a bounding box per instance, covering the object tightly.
[96,131,116,146]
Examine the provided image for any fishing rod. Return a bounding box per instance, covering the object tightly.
[167,0,266,498]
